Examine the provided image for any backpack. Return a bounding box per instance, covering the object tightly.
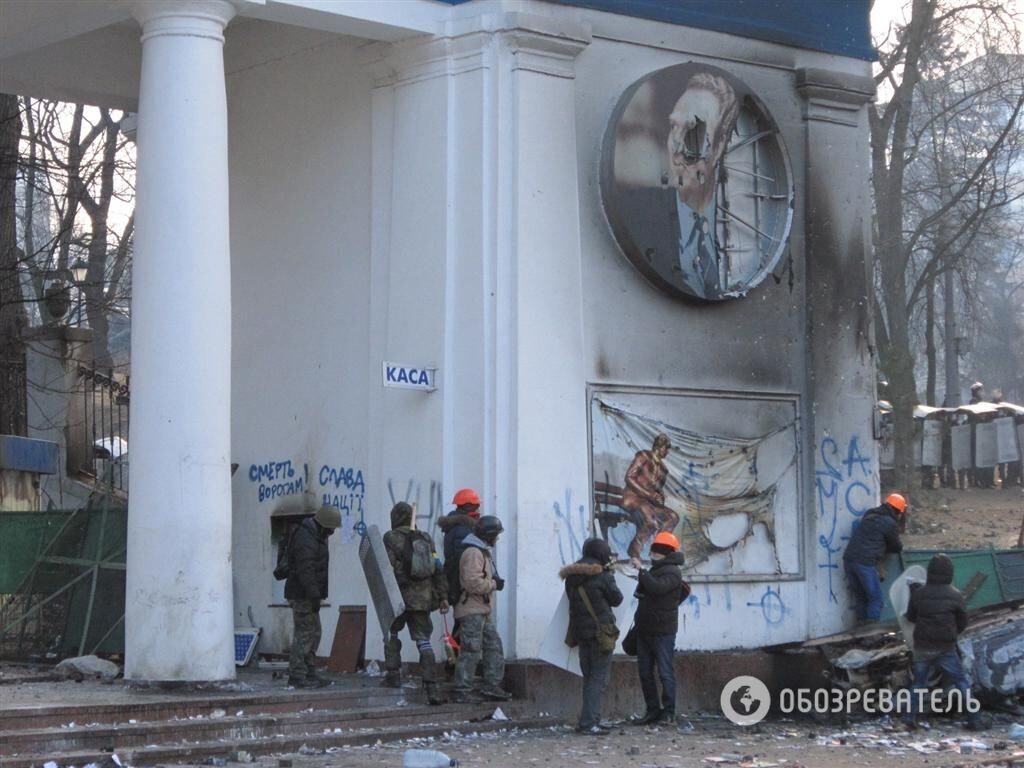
[406,530,436,581]
[273,525,295,581]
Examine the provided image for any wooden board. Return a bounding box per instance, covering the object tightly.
[327,605,366,673]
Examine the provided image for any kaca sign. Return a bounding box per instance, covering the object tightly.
[382,361,437,392]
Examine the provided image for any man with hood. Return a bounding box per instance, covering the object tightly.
[452,515,512,702]
[843,493,906,623]
[903,553,986,731]
[382,501,449,704]
[438,488,482,610]
[630,531,689,725]
[284,504,341,688]
[561,538,624,735]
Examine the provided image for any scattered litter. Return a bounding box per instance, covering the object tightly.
[363,660,382,677]
[210,708,227,719]
[627,746,641,755]
[491,707,509,721]
[1010,723,1024,740]
[402,747,458,767]
[297,744,321,755]
[44,762,58,768]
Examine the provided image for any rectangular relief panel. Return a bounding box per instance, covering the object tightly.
[589,386,801,579]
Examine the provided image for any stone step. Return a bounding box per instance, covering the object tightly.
[1,713,559,768]
[0,681,411,731]
[2,699,500,754]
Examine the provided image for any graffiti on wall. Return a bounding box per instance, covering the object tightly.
[553,488,589,566]
[320,465,366,544]
[815,434,874,603]
[249,460,308,503]
[590,390,800,576]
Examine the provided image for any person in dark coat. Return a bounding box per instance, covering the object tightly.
[843,493,906,623]
[903,554,984,731]
[561,538,624,735]
[438,488,482,607]
[284,505,340,687]
[630,531,689,725]
[382,502,449,703]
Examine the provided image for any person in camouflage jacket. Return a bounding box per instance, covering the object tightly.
[383,501,449,704]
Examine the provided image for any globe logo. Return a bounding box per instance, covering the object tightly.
[720,675,771,725]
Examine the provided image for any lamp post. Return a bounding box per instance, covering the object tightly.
[70,258,88,327]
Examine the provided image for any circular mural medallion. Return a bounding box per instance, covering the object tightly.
[601,63,794,302]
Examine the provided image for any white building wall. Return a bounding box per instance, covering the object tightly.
[224,6,878,661]
[227,34,376,654]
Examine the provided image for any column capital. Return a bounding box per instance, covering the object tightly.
[362,11,591,87]
[796,67,875,127]
[132,0,237,43]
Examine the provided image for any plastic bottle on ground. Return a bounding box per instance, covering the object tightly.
[402,748,458,767]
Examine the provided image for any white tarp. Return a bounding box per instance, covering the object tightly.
[536,571,638,676]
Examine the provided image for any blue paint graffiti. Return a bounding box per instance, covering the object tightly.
[319,464,366,538]
[816,435,874,603]
[249,459,307,502]
[553,489,589,566]
[746,585,787,625]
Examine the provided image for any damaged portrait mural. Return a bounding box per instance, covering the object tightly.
[590,388,801,577]
[601,62,794,302]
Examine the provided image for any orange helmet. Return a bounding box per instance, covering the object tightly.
[651,531,680,552]
[452,488,481,508]
[885,493,907,514]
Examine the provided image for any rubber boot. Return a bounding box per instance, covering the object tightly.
[419,649,445,704]
[383,635,402,688]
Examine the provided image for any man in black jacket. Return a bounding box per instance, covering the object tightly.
[561,538,624,735]
[285,505,340,687]
[903,554,984,731]
[843,493,906,623]
[630,531,689,725]
[439,488,482,608]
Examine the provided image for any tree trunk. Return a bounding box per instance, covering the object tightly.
[925,272,937,406]
[0,93,27,434]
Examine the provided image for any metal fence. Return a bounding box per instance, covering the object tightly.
[74,364,129,493]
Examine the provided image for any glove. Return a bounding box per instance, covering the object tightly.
[494,577,505,592]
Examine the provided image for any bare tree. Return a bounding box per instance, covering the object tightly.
[17,97,135,370]
[870,0,1024,490]
[0,93,27,434]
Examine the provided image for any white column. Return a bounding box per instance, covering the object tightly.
[126,0,236,681]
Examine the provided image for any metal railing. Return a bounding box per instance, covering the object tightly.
[73,364,129,493]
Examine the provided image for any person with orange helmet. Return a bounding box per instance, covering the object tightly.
[439,488,483,631]
[842,493,906,623]
[629,530,689,726]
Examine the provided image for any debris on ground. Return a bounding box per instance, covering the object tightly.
[55,655,120,681]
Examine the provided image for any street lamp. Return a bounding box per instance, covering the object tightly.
[70,258,88,327]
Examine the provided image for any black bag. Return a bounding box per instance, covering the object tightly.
[578,586,620,654]
[621,621,638,656]
[273,526,294,581]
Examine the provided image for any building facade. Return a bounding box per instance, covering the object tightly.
[0,0,879,681]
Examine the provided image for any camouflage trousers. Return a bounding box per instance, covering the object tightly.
[288,599,321,679]
[386,611,437,683]
[453,613,504,690]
